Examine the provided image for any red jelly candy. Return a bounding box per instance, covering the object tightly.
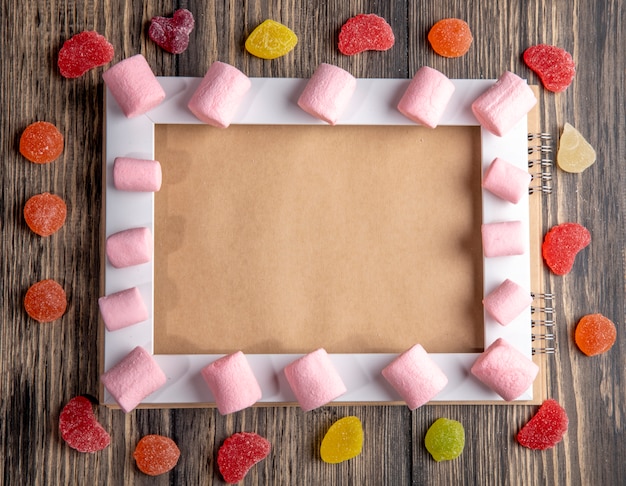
[517,399,568,450]
[134,435,181,476]
[58,31,114,78]
[217,432,271,484]
[19,121,64,164]
[523,44,576,93]
[542,222,590,275]
[24,279,67,322]
[149,9,195,54]
[59,396,111,453]
[24,192,67,236]
[338,14,395,55]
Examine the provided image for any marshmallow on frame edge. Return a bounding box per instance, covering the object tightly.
[105,227,153,268]
[187,61,252,128]
[201,351,263,414]
[471,71,537,137]
[381,344,448,410]
[98,287,149,332]
[297,63,357,125]
[100,346,167,413]
[102,54,166,118]
[397,66,456,128]
[481,221,525,257]
[470,338,539,401]
[113,157,162,192]
[482,157,532,204]
[284,348,347,411]
[483,279,533,326]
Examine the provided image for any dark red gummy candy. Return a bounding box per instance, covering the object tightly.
[338,14,395,55]
[149,9,195,54]
[58,31,114,78]
[523,44,576,93]
[59,396,111,453]
[217,432,271,484]
[542,222,590,275]
[517,399,568,450]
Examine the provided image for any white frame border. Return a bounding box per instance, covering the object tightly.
[103,77,532,406]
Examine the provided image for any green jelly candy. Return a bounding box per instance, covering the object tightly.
[424,418,465,462]
[320,416,364,464]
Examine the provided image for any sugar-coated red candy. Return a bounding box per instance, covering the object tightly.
[542,222,590,275]
[58,31,114,78]
[338,14,395,55]
[134,435,181,476]
[59,396,111,453]
[523,44,576,93]
[149,9,195,54]
[24,279,67,322]
[517,399,568,450]
[217,432,271,484]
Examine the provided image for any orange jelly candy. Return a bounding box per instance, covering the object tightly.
[133,435,181,476]
[19,121,64,164]
[24,279,67,322]
[24,192,67,236]
[574,314,617,356]
[428,18,473,58]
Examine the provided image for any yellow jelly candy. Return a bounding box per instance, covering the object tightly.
[424,418,465,462]
[245,19,298,59]
[320,416,363,464]
[557,123,596,173]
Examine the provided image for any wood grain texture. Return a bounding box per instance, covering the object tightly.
[1,0,624,484]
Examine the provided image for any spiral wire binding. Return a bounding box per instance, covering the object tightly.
[528,133,553,194]
[531,292,555,354]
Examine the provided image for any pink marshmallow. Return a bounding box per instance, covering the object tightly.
[187,61,251,128]
[471,71,537,137]
[482,157,532,204]
[481,221,525,257]
[297,63,357,125]
[284,348,347,411]
[106,227,153,268]
[201,351,262,414]
[397,66,455,128]
[483,279,533,326]
[113,157,162,192]
[98,287,149,332]
[102,54,166,118]
[101,346,167,412]
[470,338,539,401]
[381,344,448,410]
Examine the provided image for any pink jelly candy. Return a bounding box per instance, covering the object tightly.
[523,44,576,93]
[59,396,111,453]
[517,399,568,449]
[338,14,395,55]
[58,31,114,78]
[149,9,195,54]
[217,432,271,484]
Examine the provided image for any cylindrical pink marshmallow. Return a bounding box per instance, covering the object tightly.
[471,71,537,137]
[397,66,456,128]
[297,63,357,125]
[106,227,153,268]
[482,157,532,204]
[284,348,347,411]
[98,287,149,332]
[483,279,533,326]
[201,351,262,414]
[113,157,162,192]
[381,344,448,410]
[102,54,166,118]
[100,346,167,413]
[187,61,251,128]
[481,221,525,257]
[470,338,539,401]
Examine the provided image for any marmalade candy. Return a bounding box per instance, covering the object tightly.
[320,416,364,464]
[542,222,590,275]
[58,31,114,78]
[523,44,575,93]
[557,123,596,173]
[245,19,298,59]
[428,18,473,58]
[338,14,395,55]
[24,279,67,322]
[574,313,617,356]
[24,192,67,236]
[424,418,465,462]
[19,121,64,164]
[149,9,195,54]
[133,435,181,476]
[517,399,568,450]
[217,432,271,484]
[59,396,111,453]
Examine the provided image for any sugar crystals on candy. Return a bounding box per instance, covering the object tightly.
[574,313,617,356]
[149,9,195,54]
[24,192,67,237]
[24,279,67,322]
[523,44,576,93]
[245,19,298,59]
[19,121,64,164]
[424,418,465,462]
[338,14,395,55]
[58,31,114,78]
[217,432,271,484]
[134,435,181,476]
[517,399,568,450]
[557,123,596,173]
[542,222,591,275]
[59,396,111,453]
[320,416,364,464]
[427,18,473,58]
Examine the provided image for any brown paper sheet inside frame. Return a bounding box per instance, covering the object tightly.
[153,123,486,355]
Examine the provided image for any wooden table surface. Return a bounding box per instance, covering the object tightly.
[2,1,624,484]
